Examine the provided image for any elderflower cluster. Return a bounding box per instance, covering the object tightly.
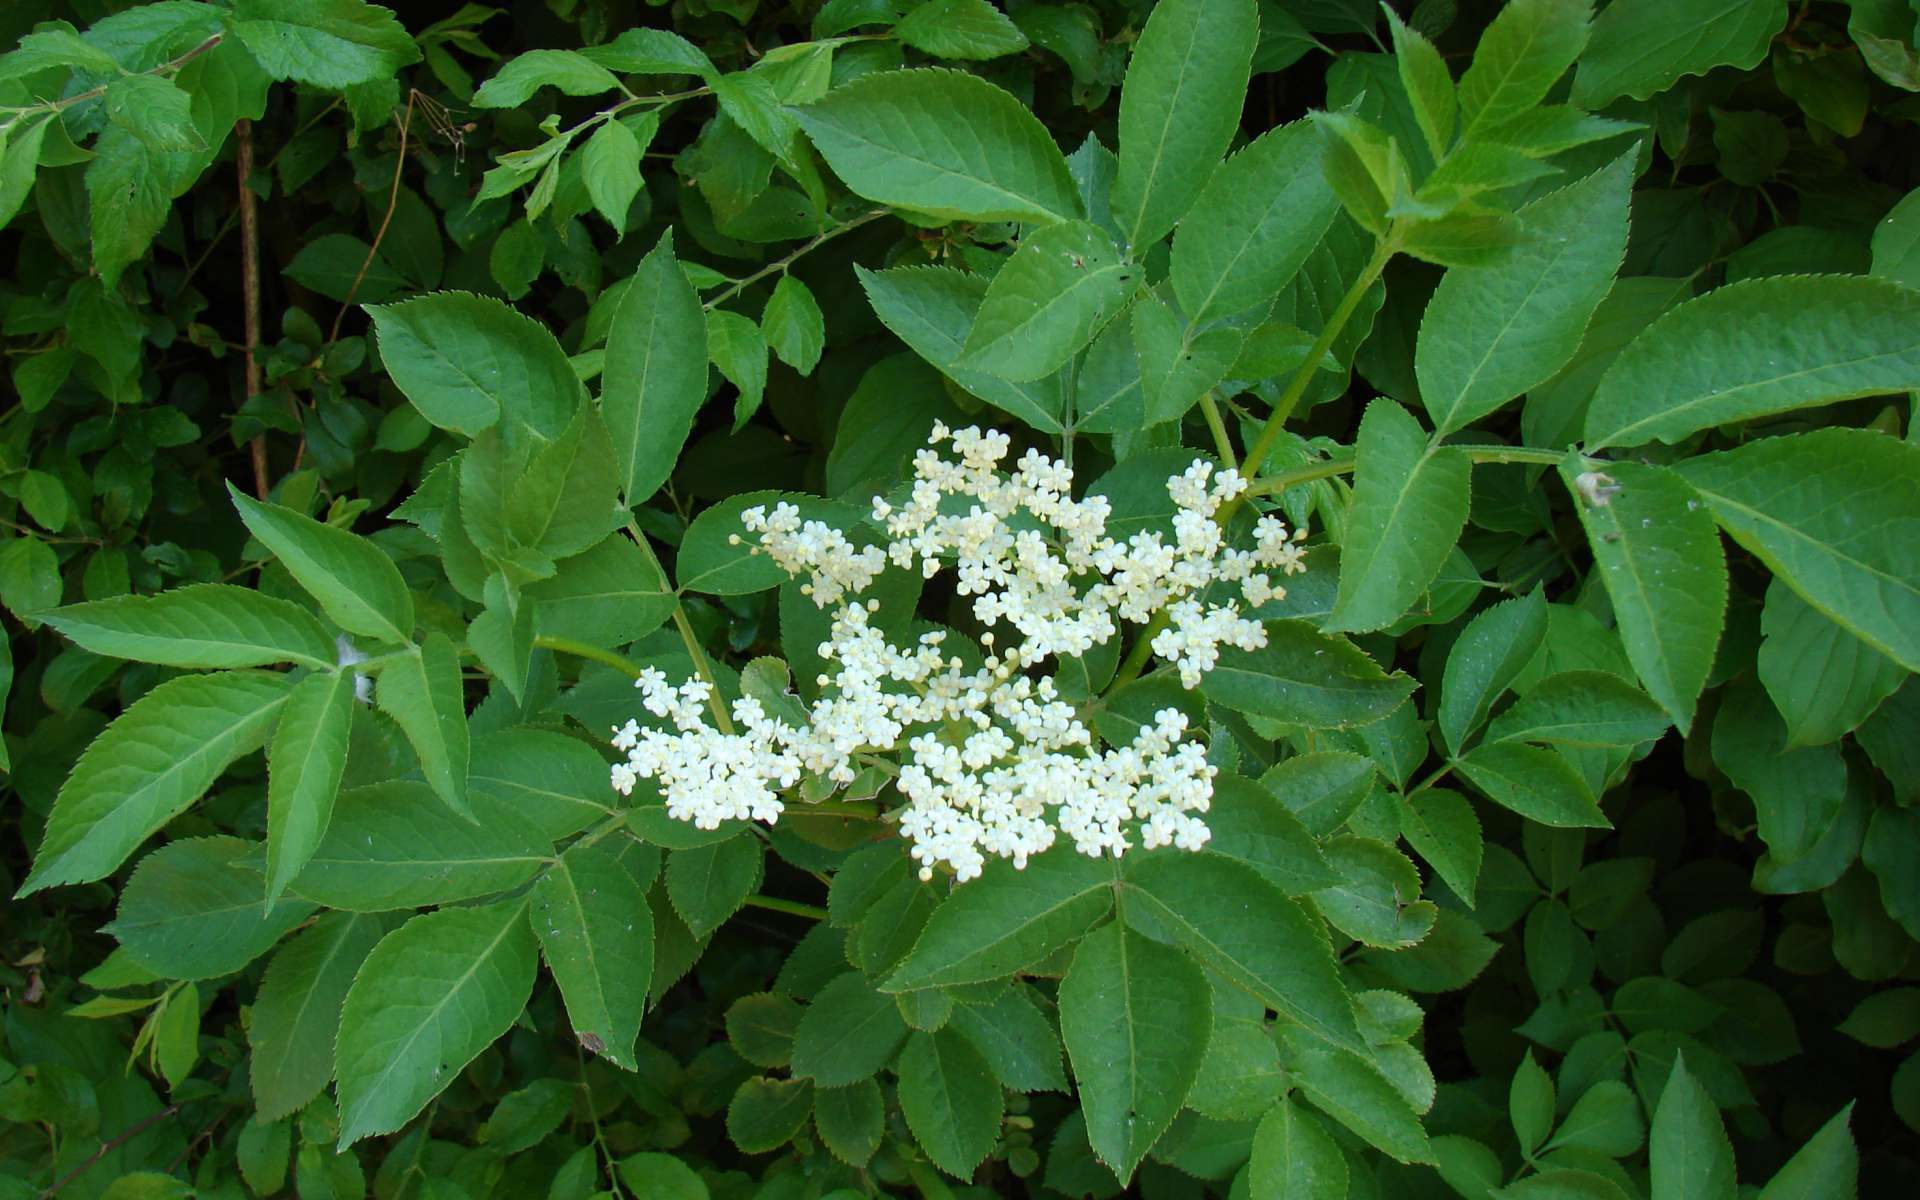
[611,424,1311,882]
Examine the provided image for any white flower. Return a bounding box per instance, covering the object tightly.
[611,425,1315,881]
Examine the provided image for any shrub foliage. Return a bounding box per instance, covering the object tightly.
[2,1,1919,1197]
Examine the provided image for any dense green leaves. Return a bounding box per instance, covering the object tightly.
[232,0,422,89]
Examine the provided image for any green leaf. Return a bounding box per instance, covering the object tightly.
[229,486,414,645]
[504,401,619,559]
[1202,773,1340,896]
[1574,0,1788,107]
[0,116,50,233]
[896,1028,1007,1179]
[250,912,388,1121]
[527,532,675,648]
[1559,459,1726,733]
[1438,590,1549,755]
[945,985,1068,1093]
[1838,989,1920,1048]
[39,584,336,671]
[1511,1051,1556,1152]
[1200,621,1418,728]
[1111,0,1258,248]
[1400,788,1484,902]
[265,669,355,904]
[472,49,620,107]
[1250,1098,1350,1200]
[1713,680,1845,866]
[233,0,422,89]
[1585,277,1920,449]
[1676,430,1920,672]
[581,117,644,230]
[374,634,471,817]
[1873,187,1920,289]
[20,671,290,895]
[1132,292,1244,424]
[895,0,1030,60]
[468,729,621,842]
[1315,837,1438,948]
[1169,121,1340,326]
[1648,1055,1737,1200]
[1277,1025,1435,1164]
[762,275,825,374]
[336,899,538,1146]
[707,309,769,428]
[1059,921,1210,1182]
[235,1116,291,1196]
[1487,671,1672,748]
[85,128,169,291]
[727,1076,814,1154]
[1385,7,1456,159]
[480,1079,573,1154]
[813,1078,884,1167]
[532,840,654,1071]
[677,491,866,596]
[108,837,315,979]
[884,847,1113,991]
[618,1153,707,1200]
[795,68,1080,224]
[790,971,909,1087]
[1121,851,1366,1053]
[1546,1080,1645,1157]
[1455,0,1591,139]
[368,292,582,444]
[727,992,802,1068]
[1417,157,1633,436]
[286,783,548,911]
[958,221,1136,382]
[1330,400,1470,633]
[1757,580,1906,746]
[1454,743,1608,828]
[1757,1104,1857,1200]
[603,232,709,506]
[666,836,764,939]
[857,265,1067,433]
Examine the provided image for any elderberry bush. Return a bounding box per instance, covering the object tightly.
[3,2,1919,1198]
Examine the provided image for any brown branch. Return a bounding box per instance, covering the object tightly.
[329,90,418,344]
[237,118,268,500]
[38,1105,181,1199]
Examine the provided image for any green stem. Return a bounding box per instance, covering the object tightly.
[534,636,646,680]
[1240,445,1566,498]
[625,517,735,734]
[702,209,887,310]
[743,894,828,921]
[2,35,222,119]
[1197,391,1238,468]
[1238,233,1398,483]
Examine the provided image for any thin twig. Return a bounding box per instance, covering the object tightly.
[237,119,268,500]
[702,210,887,310]
[329,90,418,344]
[38,1105,181,1199]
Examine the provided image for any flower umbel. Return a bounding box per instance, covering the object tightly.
[613,425,1311,882]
